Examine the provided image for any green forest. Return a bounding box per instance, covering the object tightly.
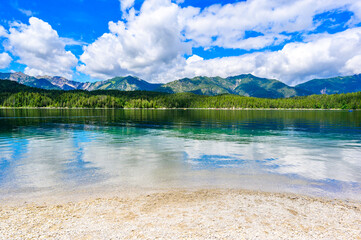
[0,80,360,109]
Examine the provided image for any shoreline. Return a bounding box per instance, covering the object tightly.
[1,188,360,239]
[0,106,359,111]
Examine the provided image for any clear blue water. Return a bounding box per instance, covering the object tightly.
[0,109,360,200]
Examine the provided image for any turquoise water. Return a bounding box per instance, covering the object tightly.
[0,109,360,200]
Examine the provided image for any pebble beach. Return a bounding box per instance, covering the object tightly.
[1,189,360,239]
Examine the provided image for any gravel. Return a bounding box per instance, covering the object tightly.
[0,189,360,239]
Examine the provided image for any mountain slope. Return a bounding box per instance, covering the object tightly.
[157,76,229,95]
[158,74,309,98]
[0,73,162,91]
[36,75,86,90]
[0,72,61,90]
[0,79,39,92]
[295,74,361,94]
[1,71,360,98]
[85,76,162,91]
[228,75,310,98]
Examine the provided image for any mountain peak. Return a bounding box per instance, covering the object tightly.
[158,74,304,98]
[111,75,141,81]
[36,75,52,79]
[14,71,27,75]
[1,71,360,97]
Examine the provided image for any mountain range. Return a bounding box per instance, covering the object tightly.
[1,72,360,98]
[158,75,310,98]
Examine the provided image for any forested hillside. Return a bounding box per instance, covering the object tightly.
[158,74,310,98]
[1,72,360,98]
[295,74,361,95]
[1,80,360,109]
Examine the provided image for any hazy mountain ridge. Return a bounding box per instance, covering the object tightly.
[1,72,360,98]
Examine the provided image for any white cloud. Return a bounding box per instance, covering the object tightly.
[160,27,361,85]
[343,55,361,74]
[220,34,290,51]
[18,8,34,17]
[77,0,361,83]
[0,52,12,69]
[181,0,361,50]
[5,17,77,79]
[60,37,87,46]
[78,0,191,80]
[0,25,8,38]
[119,0,135,14]
[349,1,361,25]
[186,54,203,64]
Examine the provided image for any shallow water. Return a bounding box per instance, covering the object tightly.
[0,109,360,200]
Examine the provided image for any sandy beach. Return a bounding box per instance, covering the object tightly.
[0,189,360,239]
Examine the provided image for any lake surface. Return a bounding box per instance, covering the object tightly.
[0,109,360,200]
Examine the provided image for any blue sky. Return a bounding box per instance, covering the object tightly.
[0,0,361,85]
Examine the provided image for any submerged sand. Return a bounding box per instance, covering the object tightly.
[0,189,360,239]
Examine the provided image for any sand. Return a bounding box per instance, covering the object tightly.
[0,189,360,239]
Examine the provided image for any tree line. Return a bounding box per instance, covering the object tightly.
[0,80,360,109]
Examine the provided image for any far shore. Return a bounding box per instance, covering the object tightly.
[0,106,359,111]
[0,188,360,239]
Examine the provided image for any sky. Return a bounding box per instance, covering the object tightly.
[0,0,361,85]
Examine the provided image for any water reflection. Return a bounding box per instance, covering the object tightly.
[61,131,103,186]
[0,109,360,200]
[0,138,28,187]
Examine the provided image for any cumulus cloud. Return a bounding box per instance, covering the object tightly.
[0,53,12,69]
[78,0,191,80]
[5,17,77,79]
[343,55,361,74]
[161,27,361,85]
[119,0,135,14]
[77,0,361,83]
[182,0,361,50]
[0,25,8,38]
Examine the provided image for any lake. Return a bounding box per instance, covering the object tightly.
[0,109,360,200]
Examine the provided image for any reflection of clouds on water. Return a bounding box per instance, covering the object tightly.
[12,132,74,189]
[81,128,361,189]
[0,134,71,189]
[80,131,186,187]
[0,123,360,198]
[181,135,361,183]
[0,129,106,190]
[0,138,29,187]
[264,138,361,183]
[61,131,104,186]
